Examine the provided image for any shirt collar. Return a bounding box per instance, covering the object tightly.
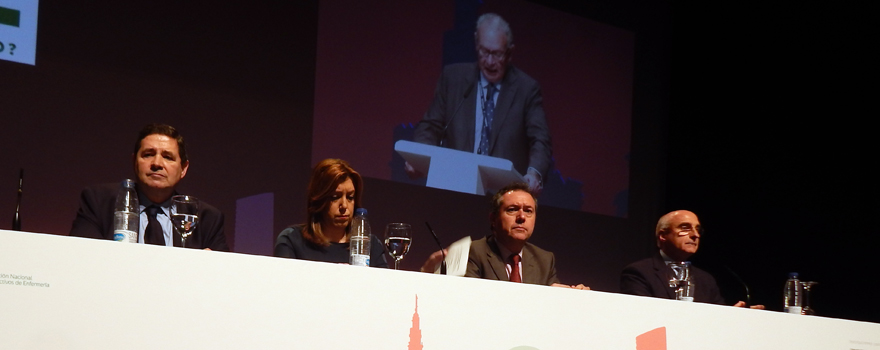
[660,250,690,265]
[138,191,173,215]
[479,74,502,91]
[497,241,522,262]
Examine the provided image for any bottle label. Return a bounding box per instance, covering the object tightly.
[678,297,694,302]
[785,306,802,314]
[114,230,137,243]
[350,254,370,267]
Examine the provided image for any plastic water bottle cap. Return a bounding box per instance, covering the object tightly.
[788,272,799,278]
[355,208,368,216]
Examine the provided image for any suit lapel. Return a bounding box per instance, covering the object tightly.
[462,72,478,151]
[489,67,518,153]
[486,236,509,281]
[521,244,538,284]
[651,254,676,299]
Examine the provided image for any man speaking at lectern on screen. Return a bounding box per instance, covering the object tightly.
[408,13,551,195]
[69,123,229,251]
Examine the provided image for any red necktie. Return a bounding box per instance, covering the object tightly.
[510,254,522,283]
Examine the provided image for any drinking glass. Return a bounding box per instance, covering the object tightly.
[667,261,691,287]
[384,223,412,270]
[171,195,200,248]
[675,280,695,302]
[802,281,818,315]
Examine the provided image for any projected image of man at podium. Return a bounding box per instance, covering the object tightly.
[408,13,551,195]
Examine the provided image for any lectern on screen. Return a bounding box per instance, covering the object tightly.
[395,140,523,195]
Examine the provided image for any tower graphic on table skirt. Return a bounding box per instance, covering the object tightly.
[408,295,423,350]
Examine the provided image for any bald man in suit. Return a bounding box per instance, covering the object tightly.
[620,210,763,308]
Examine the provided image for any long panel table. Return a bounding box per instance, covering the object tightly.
[2,229,878,349]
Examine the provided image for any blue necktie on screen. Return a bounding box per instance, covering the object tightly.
[479,84,497,155]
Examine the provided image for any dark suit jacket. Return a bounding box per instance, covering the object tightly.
[619,253,725,304]
[69,183,229,251]
[465,235,560,285]
[413,63,552,178]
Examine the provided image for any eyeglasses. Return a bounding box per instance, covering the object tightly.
[673,223,703,236]
[503,206,535,218]
[478,47,508,61]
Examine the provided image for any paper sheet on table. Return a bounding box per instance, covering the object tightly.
[434,236,472,276]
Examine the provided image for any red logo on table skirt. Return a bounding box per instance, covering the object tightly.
[636,327,667,350]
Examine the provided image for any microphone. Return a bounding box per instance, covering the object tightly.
[424,222,447,275]
[12,168,22,231]
[440,82,476,146]
[724,265,751,307]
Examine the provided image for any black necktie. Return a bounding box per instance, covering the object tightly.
[144,205,166,246]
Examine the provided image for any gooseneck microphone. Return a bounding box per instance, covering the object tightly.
[12,168,22,231]
[724,265,752,307]
[425,222,447,275]
[440,81,476,146]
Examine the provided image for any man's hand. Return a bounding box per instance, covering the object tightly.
[404,162,424,180]
[733,301,765,309]
[420,249,447,273]
[551,283,590,290]
[524,168,543,196]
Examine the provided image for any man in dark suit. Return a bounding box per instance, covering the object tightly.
[410,13,551,195]
[70,124,228,251]
[465,183,586,289]
[620,210,762,308]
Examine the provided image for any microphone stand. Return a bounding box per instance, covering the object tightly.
[425,222,447,274]
[12,169,22,231]
[724,265,752,307]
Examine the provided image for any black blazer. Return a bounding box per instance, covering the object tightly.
[69,183,229,251]
[620,253,725,304]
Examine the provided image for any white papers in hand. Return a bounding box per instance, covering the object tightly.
[434,236,472,276]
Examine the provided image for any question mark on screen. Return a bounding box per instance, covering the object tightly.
[8,43,14,55]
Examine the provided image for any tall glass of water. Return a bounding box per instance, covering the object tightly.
[384,223,412,270]
[802,281,818,315]
[667,261,691,287]
[171,195,199,248]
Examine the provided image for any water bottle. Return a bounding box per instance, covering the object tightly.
[349,208,371,267]
[783,272,802,314]
[113,179,139,243]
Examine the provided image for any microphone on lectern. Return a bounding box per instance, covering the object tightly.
[440,82,476,147]
[425,222,447,275]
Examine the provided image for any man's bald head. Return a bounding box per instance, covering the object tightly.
[656,210,702,261]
